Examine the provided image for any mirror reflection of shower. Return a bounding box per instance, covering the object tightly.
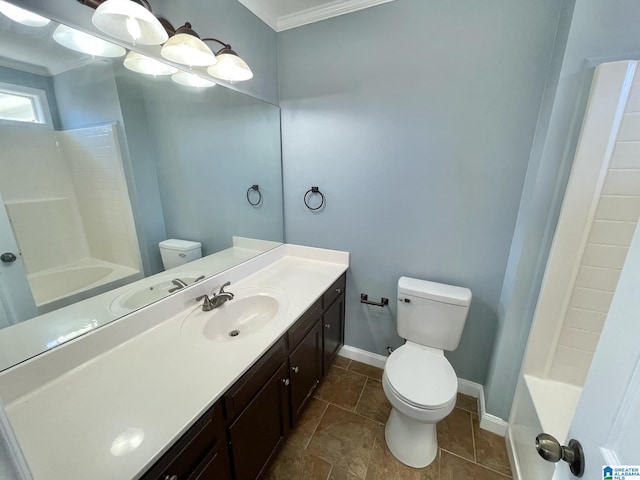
[0,121,142,318]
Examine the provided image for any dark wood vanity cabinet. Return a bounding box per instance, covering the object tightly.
[141,273,346,480]
[289,322,322,424]
[322,273,346,374]
[227,363,290,480]
[140,400,229,480]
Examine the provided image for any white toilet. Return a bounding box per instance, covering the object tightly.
[159,239,202,270]
[382,276,472,468]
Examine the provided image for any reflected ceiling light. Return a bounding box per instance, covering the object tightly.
[171,71,216,88]
[110,428,145,457]
[92,0,167,45]
[206,46,253,82]
[161,22,216,67]
[124,51,177,76]
[0,1,50,27]
[53,24,126,57]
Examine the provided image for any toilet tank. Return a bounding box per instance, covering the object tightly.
[159,239,202,270]
[397,277,472,351]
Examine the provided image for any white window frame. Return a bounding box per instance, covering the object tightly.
[0,82,53,129]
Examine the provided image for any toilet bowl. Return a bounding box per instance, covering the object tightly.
[382,277,471,468]
[382,342,457,467]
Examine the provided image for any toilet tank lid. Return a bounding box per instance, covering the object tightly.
[398,277,471,306]
[159,239,202,251]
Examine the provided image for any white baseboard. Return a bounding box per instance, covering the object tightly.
[338,344,509,436]
[478,388,509,436]
[338,345,387,369]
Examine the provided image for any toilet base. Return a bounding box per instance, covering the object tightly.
[384,408,438,468]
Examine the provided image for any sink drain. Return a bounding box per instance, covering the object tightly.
[229,330,240,337]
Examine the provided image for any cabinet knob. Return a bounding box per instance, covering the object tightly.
[291,366,299,373]
[324,324,330,329]
[281,378,290,386]
[336,288,342,294]
[163,475,178,480]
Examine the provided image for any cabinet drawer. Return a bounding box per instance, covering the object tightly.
[323,273,346,310]
[189,437,231,480]
[224,336,287,420]
[287,298,322,350]
[141,400,225,480]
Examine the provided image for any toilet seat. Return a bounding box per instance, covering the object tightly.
[385,344,457,410]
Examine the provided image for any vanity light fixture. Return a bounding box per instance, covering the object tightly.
[124,51,178,75]
[171,71,216,88]
[206,45,253,82]
[160,22,217,67]
[77,1,254,81]
[92,0,167,45]
[160,19,253,81]
[0,1,50,27]
[53,24,126,57]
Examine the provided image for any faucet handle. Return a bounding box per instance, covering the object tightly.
[219,281,231,294]
[196,294,213,311]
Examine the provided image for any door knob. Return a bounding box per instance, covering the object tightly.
[0,252,17,263]
[535,433,584,477]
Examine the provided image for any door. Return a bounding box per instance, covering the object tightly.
[0,193,37,325]
[552,208,640,478]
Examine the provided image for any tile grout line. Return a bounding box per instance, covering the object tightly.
[469,410,477,464]
[305,401,330,450]
[441,449,512,479]
[353,377,369,412]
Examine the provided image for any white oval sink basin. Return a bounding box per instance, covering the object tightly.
[181,287,288,343]
[110,273,203,314]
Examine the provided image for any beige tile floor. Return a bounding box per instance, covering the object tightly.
[267,356,513,480]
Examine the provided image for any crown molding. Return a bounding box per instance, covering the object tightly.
[276,0,396,31]
[237,0,279,31]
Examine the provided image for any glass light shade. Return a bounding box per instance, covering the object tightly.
[207,51,253,82]
[161,34,216,67]
[92,0,168,45]
[0,1,50,27]
[171,71,216,88]
[53,24,126,58]
[124,51,178,76]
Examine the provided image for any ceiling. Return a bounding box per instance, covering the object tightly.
[238,0,396,32]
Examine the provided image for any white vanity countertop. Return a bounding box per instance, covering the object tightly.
[0,244,348,480]
[0,243,270,372]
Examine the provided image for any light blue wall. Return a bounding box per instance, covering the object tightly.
[113,68,167,275]
[278,0,562,384]
[135,77,283,255]
[485,0,640,420]
[0,66,61,130]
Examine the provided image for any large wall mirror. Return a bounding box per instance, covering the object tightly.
[0,4,283,371]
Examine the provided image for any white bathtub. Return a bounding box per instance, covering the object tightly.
[27,259,140,310]
[507,375,582,480]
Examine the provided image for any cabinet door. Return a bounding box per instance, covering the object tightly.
[323,293,345,374]
[228,363,290,480]
[289,322,322,424]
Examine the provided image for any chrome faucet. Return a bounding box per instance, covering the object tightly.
[196,281,234,311]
